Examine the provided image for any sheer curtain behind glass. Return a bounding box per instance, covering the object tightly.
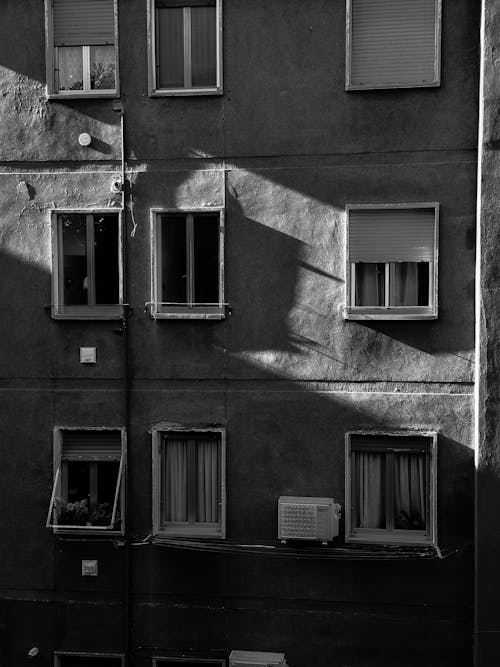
[394,452,426,529]
[163,437,188,522]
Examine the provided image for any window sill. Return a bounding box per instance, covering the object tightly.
[346,532,435,547]
[345,308,437,321]
[151,309,226,321]
[154,527,224,540]
[47,91,119,100]
[52,527,124,537]
[149,87,223,97]
[346,80,440,92]
[52,305,125,320]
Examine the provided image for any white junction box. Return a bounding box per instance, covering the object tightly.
[278,496,341,545]
[79,347,96,364]
[229,650,287,666]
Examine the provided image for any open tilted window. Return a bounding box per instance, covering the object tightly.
[151,209,225,319]
[51,211,124,319]
[45,0,119,97]
[148,0,223,95]
[346,0,441,90]
[152,428,226,538]
[345,431,437,545]
[346,203,438,320]
[47,429,125,534]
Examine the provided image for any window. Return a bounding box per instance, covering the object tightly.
[152,428,226,538]
[45,0,118,97]
[151,209,224,319]
[54,653,124,667]
[346,204,438,320]
[346,0,441,90]
[47,429,125,534]
[148,0,223,95]
[51,211,123,319]
[345,432,437,545]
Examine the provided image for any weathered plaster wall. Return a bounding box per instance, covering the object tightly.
[0,0,480,665]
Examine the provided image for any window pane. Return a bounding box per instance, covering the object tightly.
[92,461,120,527]
[194,436,220,523]
[391,262,430,307]
[354,262,385,306]
[193,214,219,304]
[157,7,185,88]
[57,46,84,90]
[353,451,386,529]
[161,215,187,305]
[90,45,116,90]
[394,452,427,530]
[191,6,217,87]
[94,214,119,305]
[57,462,91,525]
[162,438,189,522]
[61,214,88,305]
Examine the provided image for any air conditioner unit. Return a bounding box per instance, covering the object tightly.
[278,496,341,545]
[229,650,287,666]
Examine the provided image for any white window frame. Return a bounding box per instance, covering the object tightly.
[345,202,439,321]
[147,0,223,96]
[54,652,125,667]
[345,0,442,91]
[152,426,226,539]
[345,430,438,546]
[46,427,126,536]
[45,0,120,98]
[51,209,124,320]
[150,207,225,320]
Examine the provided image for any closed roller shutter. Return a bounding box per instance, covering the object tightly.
[53,0,115,46]
[349,207,436,262]
[62,430,122,460]
[349,0,439,88]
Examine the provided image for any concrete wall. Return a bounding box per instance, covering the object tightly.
[0,0,479,665]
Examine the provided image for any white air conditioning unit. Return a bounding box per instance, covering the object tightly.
[229,650,287,666]
[278,496,341,545]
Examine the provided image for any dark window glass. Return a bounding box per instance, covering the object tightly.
[391,262,430,307]
[354,262,385,307]
[58,657,122,667]
[157,7,184,88]
[191,6,216,86]
[67,462,90,504]
[94,215,119,304]
[161,215,187,304]
[193,214,219,304]
[62,215,88,305]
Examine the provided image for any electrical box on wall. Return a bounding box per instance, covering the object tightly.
[81,560,98,577]
[80,347,96,364]
[278,496,341,545]
[229,651,288,666]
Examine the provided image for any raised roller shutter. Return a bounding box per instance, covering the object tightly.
[53,0,115,46]
[62,430,122,460]
[348,0,440,88]
[349,207,436,263]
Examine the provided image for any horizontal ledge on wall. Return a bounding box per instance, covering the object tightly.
[148,537,458,560]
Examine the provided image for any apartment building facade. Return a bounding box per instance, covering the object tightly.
[0,0,488,666]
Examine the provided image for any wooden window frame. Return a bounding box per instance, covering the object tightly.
[151,426,226,539]
[147,0,223,96]
[45,0,120,99]
[345,430,438,546]
[150,207,225,320]
[345,202,439,321]
[47,427,126,537]
[345,0,442,91]
[51,209,124,320]
[54,652,125,667]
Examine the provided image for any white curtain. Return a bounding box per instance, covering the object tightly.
[394,453,426,530]
[355,263,384,306]
[164,438,188,522]
[191,6,217,86]
[195,438,219,523]
[392,262,419,306]
[355,452,385,529]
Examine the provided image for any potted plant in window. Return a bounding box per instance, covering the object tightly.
[55,499,90,526]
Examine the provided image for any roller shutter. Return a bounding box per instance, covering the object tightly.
[62,430,122,460]
[349,0,439,88]
[349,207,436,263]
[53,0,115,46]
